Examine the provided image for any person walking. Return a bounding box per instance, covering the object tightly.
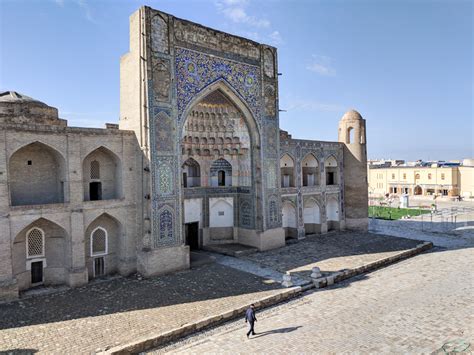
[245,304,257,338]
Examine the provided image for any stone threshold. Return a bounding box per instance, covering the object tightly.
[103,241,433,354]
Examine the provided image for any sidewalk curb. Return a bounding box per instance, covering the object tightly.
[104,286,302,354]
[104,241,433,354]
[312,241,433,288]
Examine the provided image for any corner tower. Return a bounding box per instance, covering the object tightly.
[338,110,368,230]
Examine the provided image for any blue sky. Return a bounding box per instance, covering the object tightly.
[1,0,472,161]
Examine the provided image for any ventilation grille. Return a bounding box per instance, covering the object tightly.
[92,229,106,255]
[90,160,100,179]
[27,228,44,257]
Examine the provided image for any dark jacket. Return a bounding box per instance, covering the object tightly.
[245,307,257,323]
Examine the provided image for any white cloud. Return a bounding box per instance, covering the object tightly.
[268,30,283,45]
[53,0,96,23]
[216,0,270,28]
[306,55,336,76]
[76,0,95,23]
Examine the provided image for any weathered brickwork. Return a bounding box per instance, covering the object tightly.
[0,6,368,300]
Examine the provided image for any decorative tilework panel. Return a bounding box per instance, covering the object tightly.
[155,111,175,152]
[239,200,254,229]
[268,195,280,227]
[265,160,277,189]
[153,156,175,196]
[175,47,261,122]
[153,207,174,247]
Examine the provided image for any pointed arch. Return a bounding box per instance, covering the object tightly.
[282,200,297,238]
[210,158,232,187]
[325,155,339,186]
[13,218,69,291]
[85,213,123,279]
[180,79,260,146]
[83,146,122,201]
[182,157,201,187]
[8,141,67,206]
[303,198,322,234]
[280,153,295,187]
[302,153,319,187]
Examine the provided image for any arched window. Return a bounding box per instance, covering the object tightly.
[347,127,354,144]
[415,173,420,179]
[91,227,108,256]
[210,158,232,187]
[90,160,100,179]
[27,227,45,258]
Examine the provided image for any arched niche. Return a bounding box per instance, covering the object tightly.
[12,218,69,291]
[302,153,319,187]
[85,213,122,279]
[83,146,122,201]
[280,154,295,188]
[182,157,201,187]
[281,201,297,239]
[210,158,232,187]
[325,155,338,186]
[180,81,260,189]
[303,199,321,235]
[9,142,67,206]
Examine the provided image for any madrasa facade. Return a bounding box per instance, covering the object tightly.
[0,6,368,301]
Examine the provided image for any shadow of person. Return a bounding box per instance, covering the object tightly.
[251,326,302,338]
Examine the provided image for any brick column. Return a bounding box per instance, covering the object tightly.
[68,210,88,287]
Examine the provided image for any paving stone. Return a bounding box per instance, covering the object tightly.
[0,264,282,354]
[153,244,474,354]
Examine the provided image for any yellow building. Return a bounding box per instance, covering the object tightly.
[368,160,474,198]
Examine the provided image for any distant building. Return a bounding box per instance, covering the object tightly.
[368,159,474,198]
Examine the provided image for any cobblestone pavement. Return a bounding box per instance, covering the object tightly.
[153,244,474,354]
[370,219,474,249]
[242,231,421,279]
[0,264,283,354]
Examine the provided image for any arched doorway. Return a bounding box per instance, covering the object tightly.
[12,218,69,291]
[303,199,321,235]
[83,147,122,201]
[282,201,297,239]
[85,213,122,279]
[9,142,66,206]
[414,185,423,195]
[327,198,340,231]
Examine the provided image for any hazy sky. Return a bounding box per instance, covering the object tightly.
[1,0,472,161]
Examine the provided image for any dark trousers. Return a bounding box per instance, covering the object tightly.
[246,321,255,336]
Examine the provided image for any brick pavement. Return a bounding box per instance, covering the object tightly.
[0,230,436,354]
[0,264,282,354]
[155,245,474,354]
[242,231,421,279]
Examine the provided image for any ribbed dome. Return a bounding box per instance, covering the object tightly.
[341,109,363,121]
[0,91,65,126]
[0,91,48,105]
